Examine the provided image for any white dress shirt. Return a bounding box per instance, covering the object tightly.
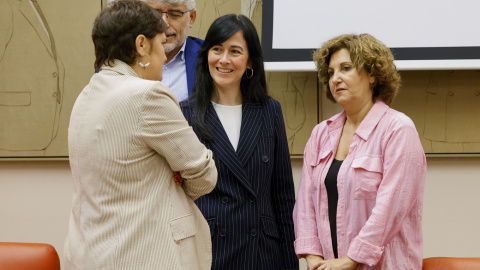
[161,41,189,102]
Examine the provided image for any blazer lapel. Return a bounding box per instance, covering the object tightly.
[236,100,263,166]
[205,104,255,195]
[184,37,203,96]
[184,38,195,96]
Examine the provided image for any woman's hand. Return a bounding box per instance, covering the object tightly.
[315,256,357,270]
[305,254,324,270]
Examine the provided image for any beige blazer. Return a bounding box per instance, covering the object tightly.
[64,60,217,270]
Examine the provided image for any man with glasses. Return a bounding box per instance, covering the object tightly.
[146,0,202,101]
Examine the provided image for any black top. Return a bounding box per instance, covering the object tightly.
[324,159,343,258]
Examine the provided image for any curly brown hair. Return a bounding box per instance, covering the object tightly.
[313,34,401,106]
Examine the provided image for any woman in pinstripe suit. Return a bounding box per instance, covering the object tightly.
[64,1,217,269]
[180,14,298,270]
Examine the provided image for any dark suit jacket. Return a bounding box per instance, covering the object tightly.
[181,98,299,270]
[184,36,203,97]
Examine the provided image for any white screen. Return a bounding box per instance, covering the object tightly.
[264,0,480,71]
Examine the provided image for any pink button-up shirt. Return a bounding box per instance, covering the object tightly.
[293,101,426,269]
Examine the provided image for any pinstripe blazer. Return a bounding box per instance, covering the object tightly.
[64,60,217,270]
[181,98,299,270]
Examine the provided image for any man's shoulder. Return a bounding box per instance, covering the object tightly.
[184,37,204,63]
[186,36,204,48]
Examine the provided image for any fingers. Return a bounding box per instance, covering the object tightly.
[316,259,336,270]
[312,263,323,270]
[314,256,357,270]
[305,254,325,270]
[313,260,326,270]
[316,262,327,270]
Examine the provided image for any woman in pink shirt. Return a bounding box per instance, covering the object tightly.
[293,34,426,270]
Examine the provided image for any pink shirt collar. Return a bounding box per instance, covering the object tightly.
[326,100,390,141]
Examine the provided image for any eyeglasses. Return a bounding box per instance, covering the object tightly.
[157,10,191,21]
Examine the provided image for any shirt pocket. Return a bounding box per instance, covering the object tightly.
[309,148,332,192]
[351,156,383,201]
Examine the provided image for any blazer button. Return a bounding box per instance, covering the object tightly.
[220,229,226,237]
[262,155,269,162]
[250,228,257,236]
[249,196,256,203]
[222,196,229,203]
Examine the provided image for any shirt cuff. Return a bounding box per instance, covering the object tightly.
[294,237,323,258]
[347,237,384,266]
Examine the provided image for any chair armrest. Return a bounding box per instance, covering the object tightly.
[0,242,60,270]
[423,257,480,270]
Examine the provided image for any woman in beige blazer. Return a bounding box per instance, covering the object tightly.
[63,1,217,269]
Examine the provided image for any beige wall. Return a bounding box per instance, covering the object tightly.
[1,158,480,269]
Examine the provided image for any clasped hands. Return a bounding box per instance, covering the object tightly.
[305,254,357,270]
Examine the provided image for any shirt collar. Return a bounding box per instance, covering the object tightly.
[355,100,389,140]
[100,59,139,77]
[327,100,389,141]
[167,41,187,64]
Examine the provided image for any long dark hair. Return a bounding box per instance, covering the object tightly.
[92,0,167,69]
[191,14,268,141]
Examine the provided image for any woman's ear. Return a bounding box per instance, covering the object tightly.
[369,73,375,85]
[135,34,149,57]
[247,60,253,69]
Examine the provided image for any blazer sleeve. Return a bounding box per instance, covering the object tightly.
[270,100,300,269]
[139,83,217,199]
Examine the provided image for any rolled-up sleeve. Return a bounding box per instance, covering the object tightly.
[293,127,324,258]
[346,123,426,266]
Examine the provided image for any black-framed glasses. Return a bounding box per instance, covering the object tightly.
[158,10,191,20]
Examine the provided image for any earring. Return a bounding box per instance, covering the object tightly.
[139,61,150,68]
[139,54,151,69]
[246,68,253,79]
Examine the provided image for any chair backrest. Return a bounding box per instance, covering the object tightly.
[423,257,480,270]
[0,242,60,270]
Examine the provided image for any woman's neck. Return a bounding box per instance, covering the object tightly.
[131,63,144,79]
[344,100,375,128]
[211,86,242,105]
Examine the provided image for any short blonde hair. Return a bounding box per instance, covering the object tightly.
[313,33,401,106]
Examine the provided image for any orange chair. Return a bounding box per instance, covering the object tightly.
[0,242,60,270]
[423,257,480,270]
